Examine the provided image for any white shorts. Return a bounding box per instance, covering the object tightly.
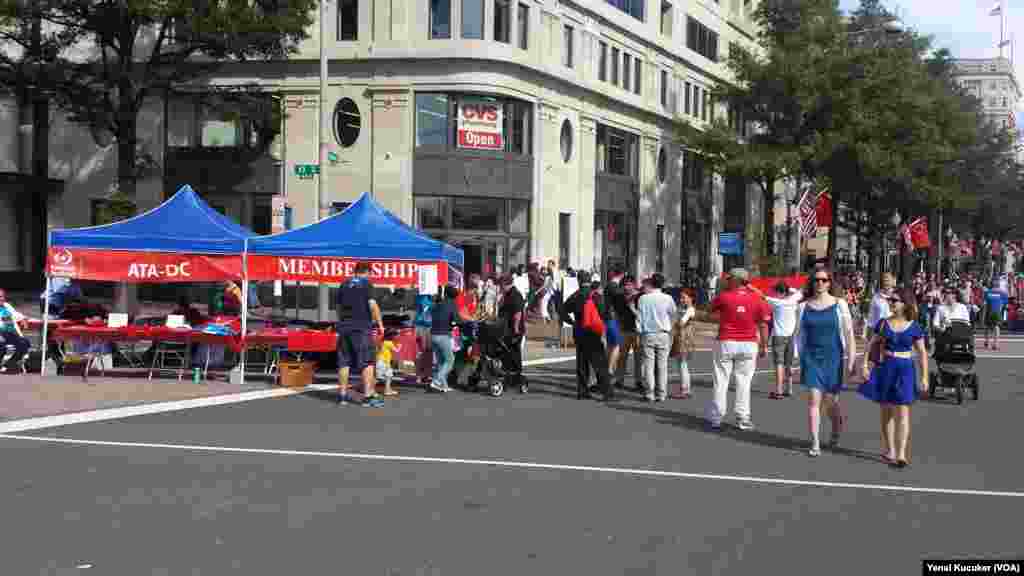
[376,360,393,380]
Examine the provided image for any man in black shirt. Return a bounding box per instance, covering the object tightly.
[498,276,525,387]
[336,262,385,407]
[560,272,612,401]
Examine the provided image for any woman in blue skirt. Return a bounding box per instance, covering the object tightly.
[794,268,856,457]
[859,288,929,469]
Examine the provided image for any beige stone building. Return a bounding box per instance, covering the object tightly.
[2,0,768,287]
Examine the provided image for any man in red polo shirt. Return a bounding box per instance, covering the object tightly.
[705,268,771,431]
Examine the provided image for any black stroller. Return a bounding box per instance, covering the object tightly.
[452,321,528,397]
[929,320,979,404]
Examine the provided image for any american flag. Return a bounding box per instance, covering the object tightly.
[798,188,822,239]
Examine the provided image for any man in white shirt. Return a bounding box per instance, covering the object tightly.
[636,273,677,402]
[865,273,895,337]
[753,282,803,398]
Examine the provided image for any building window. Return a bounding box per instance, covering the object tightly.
[333,98,361,147]
[657,147,667,183]
[633,59,642,95]
[506,99,533,155]
[200,118,240,147]
[461,0,484,39]
[430,0,451,38]
[563,25,574,68]
[559,213,571,269]
[692,86,700,118]
[683,150,705,189]
[415,196,449,229]
[622,53,631,89]
[415,93,449,148]
[660,69,668,107]
[611,47,619,84]
[338,0,357,41]
[598,41,608,81]
[560,119,573,162]
[686,17,718,62]
[494,0,510,43]
[509,199,529,234]
[656,224,665,274]
[517,3,529,49]
[702,91,708,121]
[660,1,673,37]
[596,124,638,177]
[685,82,691,114]
[453,197,506,231]
[605,0,644,21]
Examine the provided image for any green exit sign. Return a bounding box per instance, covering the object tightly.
[294,164,320,179]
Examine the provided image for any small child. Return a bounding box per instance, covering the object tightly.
[376,329,402,397]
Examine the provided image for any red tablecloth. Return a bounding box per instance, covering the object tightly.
[53,325,242,352]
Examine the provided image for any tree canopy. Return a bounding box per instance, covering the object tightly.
[677,0,1019,270]
[0,0,317,199]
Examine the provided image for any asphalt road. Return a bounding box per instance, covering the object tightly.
[2,338,1024,575]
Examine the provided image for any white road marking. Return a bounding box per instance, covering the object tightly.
[1,433,1021,499]
[0,387,309,434]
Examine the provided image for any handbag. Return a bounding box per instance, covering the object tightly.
[868,320,887,364]
[580,294,606,337]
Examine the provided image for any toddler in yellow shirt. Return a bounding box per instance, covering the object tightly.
[376,329,401,397]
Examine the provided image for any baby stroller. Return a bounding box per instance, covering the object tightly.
[929,320,979,404]
[459,320,528,397]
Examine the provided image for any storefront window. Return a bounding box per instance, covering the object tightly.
[452,197,505,231]
[509,237,528,269]
[416,93,450,148]
[509,200,529,234]
[415,196,449,229]
[507,101,532,155]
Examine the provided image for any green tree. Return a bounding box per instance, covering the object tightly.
[677,0,1009,277]
[0,0,315,201]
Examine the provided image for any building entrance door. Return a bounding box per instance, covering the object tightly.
[449,238,506,278]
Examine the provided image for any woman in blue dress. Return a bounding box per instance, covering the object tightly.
[859,288,929,469]
[794,268,857,457]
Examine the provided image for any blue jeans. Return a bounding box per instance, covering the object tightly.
[431,334,454,388]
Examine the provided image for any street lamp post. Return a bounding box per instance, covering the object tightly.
[317,0,330,321]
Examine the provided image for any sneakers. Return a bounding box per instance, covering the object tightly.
[707,421,722,431]
[362,395,385,408]
[429,380,446,393]
[337,392,353,405]
[735,419,755,431]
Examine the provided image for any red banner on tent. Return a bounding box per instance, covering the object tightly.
[246,255,449,287]
[46,247,243,282]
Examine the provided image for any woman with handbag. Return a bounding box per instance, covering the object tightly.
[793,268,857,457]
[858,289,929,469]
[671,290,696,399]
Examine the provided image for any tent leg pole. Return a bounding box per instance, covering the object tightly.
[240,280,248,386]
[40,276,51,377]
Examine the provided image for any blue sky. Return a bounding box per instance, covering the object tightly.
[838,0,1023,121]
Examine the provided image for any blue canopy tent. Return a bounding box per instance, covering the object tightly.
[50,184,256,257]
[42,184,258,377]
[246,193,463,287]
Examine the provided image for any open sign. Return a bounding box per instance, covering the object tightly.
[457,98,504,150]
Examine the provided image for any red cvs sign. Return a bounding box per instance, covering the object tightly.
[457,99,504,150]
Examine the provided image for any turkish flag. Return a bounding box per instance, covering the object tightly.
[815,192,833,228]
[908,217,930,249]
